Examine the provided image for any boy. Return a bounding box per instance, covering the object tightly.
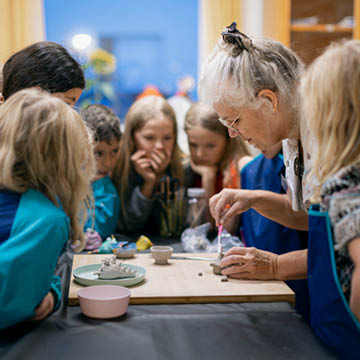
[81,104,121,240]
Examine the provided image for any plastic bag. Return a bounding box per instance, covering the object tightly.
[206,228,244,253]
[181,223,211,252]
[181,222,244,253]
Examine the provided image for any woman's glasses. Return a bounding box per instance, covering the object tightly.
[218,114,240,132]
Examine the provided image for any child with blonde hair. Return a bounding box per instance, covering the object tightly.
[299,40,360,356]
[184,102,251,198]
[0,64,3,98]
[112,95,183,234]
[81,104,121,241]
[0,88,95,329]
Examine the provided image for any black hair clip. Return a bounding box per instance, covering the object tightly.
[221,22,252,53]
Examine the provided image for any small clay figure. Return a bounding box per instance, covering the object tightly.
[84,228,103,251]
[210,252,224,275]
[102,258,111,267]
[198,272,203,276]
[94,255,137,279]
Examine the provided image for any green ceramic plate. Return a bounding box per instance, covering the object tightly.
[73,263,146,287]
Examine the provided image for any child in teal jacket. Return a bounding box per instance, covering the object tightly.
[0,89,95,329]
[81,104,121,240]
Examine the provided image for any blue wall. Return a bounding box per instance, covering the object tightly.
[44,0,198,119]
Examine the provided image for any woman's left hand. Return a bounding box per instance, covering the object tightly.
[219,246,278,280]
[31,291,55,321]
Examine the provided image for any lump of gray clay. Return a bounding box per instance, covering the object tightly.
[210,253,223,275]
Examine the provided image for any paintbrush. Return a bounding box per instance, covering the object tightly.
[217,224,223,255]
[217,204,231,255]
[170,255,216,261]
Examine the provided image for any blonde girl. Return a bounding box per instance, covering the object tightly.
[0,89,95,329]
[112,95,183,233]
[184,102,251,198]
[297,40,360,357]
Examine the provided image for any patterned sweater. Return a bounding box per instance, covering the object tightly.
[321,163,360,301]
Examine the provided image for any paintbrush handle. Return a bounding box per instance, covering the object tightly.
[217,224,223,254]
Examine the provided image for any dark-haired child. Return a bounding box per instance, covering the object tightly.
[2,41,85,106]
[81,104,121,240]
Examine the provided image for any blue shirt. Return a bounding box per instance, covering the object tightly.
[0,188,69,329]
[84,176,120,240]
[241,154,310,321]
[241,154,308,253]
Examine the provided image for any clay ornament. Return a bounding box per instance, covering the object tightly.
[114,242,137,259]
[94,255,137,279]
[210,253,235,281]
[150,246,173,265]
[210,252,224,275]
[84,228,103,251]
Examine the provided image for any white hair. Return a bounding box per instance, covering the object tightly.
[199,33,304,113]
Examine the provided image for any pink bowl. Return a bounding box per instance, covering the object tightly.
[78,285,130,319]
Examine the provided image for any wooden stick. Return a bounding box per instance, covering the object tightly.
[166,176,170,208]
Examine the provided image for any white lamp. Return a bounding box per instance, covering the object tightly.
[71,34,92,50]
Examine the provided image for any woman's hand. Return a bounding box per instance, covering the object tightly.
[219,246,278,280]
[31,291,55,321]
[209,189,257,225]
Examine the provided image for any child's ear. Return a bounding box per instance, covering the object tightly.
[257,89,278,114]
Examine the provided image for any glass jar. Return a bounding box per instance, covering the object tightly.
[185,187,208,228]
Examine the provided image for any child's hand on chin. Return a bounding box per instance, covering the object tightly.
[150,148,171,177]
[190,159,217,180]
[131,150,156,183]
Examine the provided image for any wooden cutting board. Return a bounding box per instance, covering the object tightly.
[68,253,294,306]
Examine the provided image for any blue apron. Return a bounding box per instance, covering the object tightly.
[308,207,360,358]
[241,154,310,321]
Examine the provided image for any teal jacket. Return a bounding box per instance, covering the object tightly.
[0,188,69,329]
[84,176,120,240]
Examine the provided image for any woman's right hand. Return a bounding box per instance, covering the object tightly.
[131,150,156,184]
[209,188,257,225]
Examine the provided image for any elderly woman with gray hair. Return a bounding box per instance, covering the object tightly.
[199,22,309,281]
[200,23,360,357]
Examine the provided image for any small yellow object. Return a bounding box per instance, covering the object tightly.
[136,235,153,251]
[89,48,116,75]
